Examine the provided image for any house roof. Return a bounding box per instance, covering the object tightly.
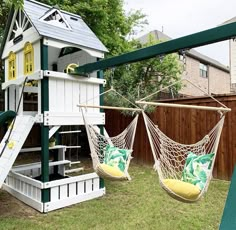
[221,16,236,25]
[138,30,229,72]
[1,0,108,56]
[138,30,171,44]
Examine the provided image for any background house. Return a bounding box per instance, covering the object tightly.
[138,30,230,97]
[222,17,236,92]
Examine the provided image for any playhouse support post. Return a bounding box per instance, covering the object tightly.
[40,40,50,203]
[97,63,105,189]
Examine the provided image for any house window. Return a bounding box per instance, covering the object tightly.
[179,54,184,61]
[199,63,208,78]
[8,52,16,80]
[24,42,34,75]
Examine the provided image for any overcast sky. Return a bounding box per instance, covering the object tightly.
[124,0,236,66]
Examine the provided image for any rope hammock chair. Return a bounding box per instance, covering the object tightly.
[136,79,231,202]
[79,87,142,181]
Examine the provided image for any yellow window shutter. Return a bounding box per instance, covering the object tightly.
[24,42,34,75]
[8,52,16,81]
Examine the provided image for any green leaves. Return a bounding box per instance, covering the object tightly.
[5,0,23,9]
[105,37,183,115]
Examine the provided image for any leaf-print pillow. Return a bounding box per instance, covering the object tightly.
[103,145,132,172]
[181,152,214,191]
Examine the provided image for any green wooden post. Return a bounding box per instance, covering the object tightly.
[219,166,236,229]
[40,40,50,203]
[97,61,105,188]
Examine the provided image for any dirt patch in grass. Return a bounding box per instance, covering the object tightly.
[0,190,38,218]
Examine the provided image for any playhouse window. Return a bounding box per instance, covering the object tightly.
[59,47,81,57]
[8,52,16,80]
[24,42,34,75]
[40,9,71,30]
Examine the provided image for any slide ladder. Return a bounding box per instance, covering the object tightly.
[0,115,35,188]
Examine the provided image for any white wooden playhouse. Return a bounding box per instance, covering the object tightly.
[0,0,108,212]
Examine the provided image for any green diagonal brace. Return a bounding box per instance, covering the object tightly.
[75,21,236,74]
[220,166,236,229]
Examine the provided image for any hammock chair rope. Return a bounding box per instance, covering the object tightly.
[136,79,231,112]
[142,111,225,202]
[81,109,139,180]
[78,87,142,112]
[79,85,141,181]
[137,78,229,202]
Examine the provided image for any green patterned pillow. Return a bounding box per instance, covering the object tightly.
[181,152,214,191]
[103,145,132,172]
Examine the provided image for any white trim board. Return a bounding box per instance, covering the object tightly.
[44,189,105,212]
[3,183,43,212]
[12,160,71,173]
[49,126,61,139]
[43,38,105,58]
[45,70,106,85]
[20,145,67,153]
[44,112,105,126]
[2,70,43,89]
[44,173,99,188]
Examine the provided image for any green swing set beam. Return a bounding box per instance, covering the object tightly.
[75,21,236,75]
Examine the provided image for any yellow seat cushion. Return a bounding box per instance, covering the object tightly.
[98,163,125,178]
[163,179,201,200]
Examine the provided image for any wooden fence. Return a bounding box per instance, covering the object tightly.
[105,94,236,181]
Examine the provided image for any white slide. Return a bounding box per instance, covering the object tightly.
[0,115,35,188]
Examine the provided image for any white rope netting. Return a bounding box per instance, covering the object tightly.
[82,109,139,180]
[142,111,225,201]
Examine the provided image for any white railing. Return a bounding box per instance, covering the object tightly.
[3,164,105,212]
[3,170,44,212]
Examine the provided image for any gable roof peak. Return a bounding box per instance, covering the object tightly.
[22,0,108,52]
[53,4,60,10]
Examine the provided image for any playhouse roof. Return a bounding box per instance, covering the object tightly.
[1,0,108,56]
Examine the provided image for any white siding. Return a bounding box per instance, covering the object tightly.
[49,78,100,113]
[34,41,41,72]
[17,51,24,78]
[230,39,236,84]
[2,27,40,59]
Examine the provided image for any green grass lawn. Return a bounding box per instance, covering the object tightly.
[0,163,229,230]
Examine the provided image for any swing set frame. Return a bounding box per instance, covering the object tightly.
[73,20,236,229]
